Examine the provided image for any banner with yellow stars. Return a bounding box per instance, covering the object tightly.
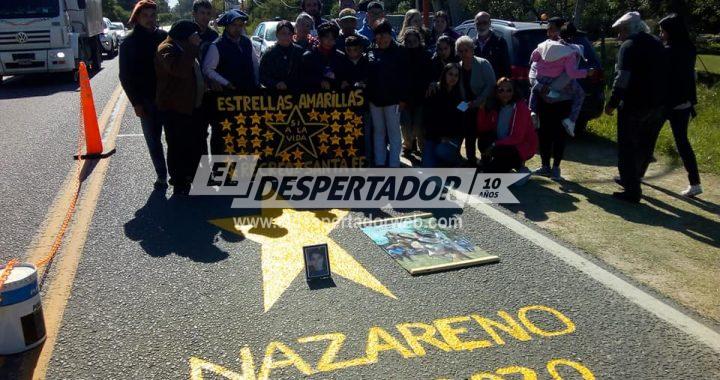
[210,89,367,168]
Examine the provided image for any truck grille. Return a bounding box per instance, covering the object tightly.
[0,30,51,45]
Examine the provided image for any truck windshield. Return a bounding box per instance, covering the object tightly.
[0,0,59,20]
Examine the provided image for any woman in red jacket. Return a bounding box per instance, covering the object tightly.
[477,78,537,179]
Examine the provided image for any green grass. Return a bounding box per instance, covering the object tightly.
[586,83,720,175]
[697,54,720,74]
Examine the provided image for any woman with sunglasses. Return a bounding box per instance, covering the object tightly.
[477,78,536,180]
[456,35,496,166]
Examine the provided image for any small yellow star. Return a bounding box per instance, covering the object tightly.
[343,108,355,120]
[291,148,304,160]
[352,128,363,138]
[274,110,287,122]
[330,122,341,133]
[250,113,262,124]
[278,151,291,162]
[238,147,248,155]
[236,136,248,147]
[353,114,363,125]
[319,112,331,123]
[263,146,274,156]
[263,130,275,141]
[221,119,232,131]
[237,125,248,136]
[347,146,358,157]
[317,131,330,143]
[224,145,236,154]
[253,149,262,156]
[343,135,355,145]
[293,161,304,168]
[250,125,261,135]
[308,109,320,121]
[333,146,344,158]
[223,134,234,145]
[331,110,342,120]
[330,135,341,145]
[263,111,274,122]
[343,123,355,133]
[318,144,329,154]
[251,137,262,148]
[235,114,246,124]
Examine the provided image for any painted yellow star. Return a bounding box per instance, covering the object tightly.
[224,145,236,154]
[223,134,234,145]
[343,108,355,120]
[251,137,262,148]
[263,130,275,141]
[330,135,341,145]
[235,114,246,125]
[253,149,262,156]
[274,110,287,122]
[330,122,341,133]
[278,150,291,162]
[343,135,355,145]
[293,160,304,168]
[250,113,262,124]
[308,109,320,121]
[236,136,248,147]
[347,146,358,157]
[250,125,261,135]
[343,123,355,133]
[263,146,274,156]
[210,208,395,311]
[317,131,330,143]
[291,147,304,160]
[330,109,342,120]
[221,119,233,131]
[333,146,344,158]
[353,114,363,126]
[319,112,331,123]
[263,111,275,123]
[318,143,329,154]
[352,128,363,138]
[237,125,248,136]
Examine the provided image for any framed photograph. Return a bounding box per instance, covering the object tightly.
[303,243,331,280]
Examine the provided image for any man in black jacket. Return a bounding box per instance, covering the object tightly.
[259,20,304,91]
[473,12,510,80]
[605,12,668,203]
[119,0,168,189]
[301,22,347,90]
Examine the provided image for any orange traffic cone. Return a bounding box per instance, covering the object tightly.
[74,62,115,160]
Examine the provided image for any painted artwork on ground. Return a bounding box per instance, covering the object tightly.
[360,214,499,275]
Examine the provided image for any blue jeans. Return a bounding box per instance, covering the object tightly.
[370,103,401,167]
[422,138,462,167]
[139,99,167,181]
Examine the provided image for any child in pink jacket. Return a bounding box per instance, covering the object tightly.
[529,23,593,137]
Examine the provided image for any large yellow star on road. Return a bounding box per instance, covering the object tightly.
[210,209,396,312]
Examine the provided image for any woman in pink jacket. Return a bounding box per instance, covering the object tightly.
[477,78,537,180]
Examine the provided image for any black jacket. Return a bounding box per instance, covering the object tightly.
[666,43,697,108]
[405,47,433,106]
[473,31,510,80]
[424,85,465,140]
[343,54,369,87]
[259,43,304,91]
[429,54,458,89]
[300,47,347,90]
[119,25,168,107]
[608,32,669,110]
[367,42,409,106]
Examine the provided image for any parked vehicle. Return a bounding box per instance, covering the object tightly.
[111,22,126,42]
[0,0,104,82]
[455,19,605,132]
[100,17,118,57]
[251,21,288,58]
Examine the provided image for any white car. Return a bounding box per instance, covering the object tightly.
[111,22,126,42]
[100,17,119,57]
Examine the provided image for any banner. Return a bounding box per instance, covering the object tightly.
[209,89,367,168]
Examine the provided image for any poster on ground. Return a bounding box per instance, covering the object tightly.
[360,214,499,275]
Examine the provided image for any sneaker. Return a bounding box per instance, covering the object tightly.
[513,166,532,186]
[531,112,540,129]
[551,166,563,180]
[562,118,575,137]
[681,184,703,197]
[534,166,552,177]
[154,178,168,190]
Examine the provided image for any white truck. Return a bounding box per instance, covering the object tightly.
[0,0,104,83]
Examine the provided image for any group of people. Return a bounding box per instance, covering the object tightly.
[119,0,702,202]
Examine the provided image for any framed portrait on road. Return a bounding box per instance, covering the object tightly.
[303,243,331,280]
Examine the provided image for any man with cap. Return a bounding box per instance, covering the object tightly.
[605,11,668,203]
[472,11,510,79]
[336,8,370,52]
[301,22,347,90]
[202,9,259,154]
[155,20,205,195]
[358,1,396,41]
[119,0,169,190]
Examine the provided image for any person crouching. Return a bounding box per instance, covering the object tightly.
[155,20,206,195]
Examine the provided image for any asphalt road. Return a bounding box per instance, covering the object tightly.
[1,60,719,379]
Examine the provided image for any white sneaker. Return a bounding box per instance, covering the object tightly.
[531,112,540,129]
[681,184,703,197]
[562,118,575,137]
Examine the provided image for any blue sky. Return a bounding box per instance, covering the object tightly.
[168,0,178,7]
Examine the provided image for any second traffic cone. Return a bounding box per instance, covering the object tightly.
[74,62,115,160]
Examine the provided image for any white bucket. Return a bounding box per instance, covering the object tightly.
[0,263,46,355]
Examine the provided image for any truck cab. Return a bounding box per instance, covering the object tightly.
[0,0,104,81]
